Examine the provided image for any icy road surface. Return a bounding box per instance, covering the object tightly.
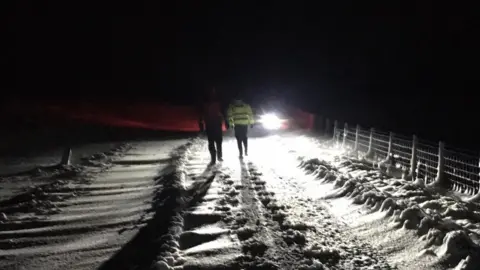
[0,140,189,270]
[1,133,476,270]
[165,136,394,270]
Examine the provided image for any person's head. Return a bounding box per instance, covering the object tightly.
[206,87,216,101]
[233,99,245,105]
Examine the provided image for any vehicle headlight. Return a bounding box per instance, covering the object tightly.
[259,113,283,130]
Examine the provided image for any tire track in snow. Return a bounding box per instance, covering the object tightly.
[167,140,308,270]
[233,160,306,269]
[170,143,241,270]
[249,137,396,270]
[0,139,191,270]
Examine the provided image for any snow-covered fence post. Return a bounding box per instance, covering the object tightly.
[408,135,418,180]
[387,132,394,157]
[354,124,360,152]
[432,141,446,187]
[60,146,72,166]
[342,123,348,148]
[365,128,374,159]
[415,160,424,181]
[425,160,430,183]
[333,120,339,142]
[325,118,331,137]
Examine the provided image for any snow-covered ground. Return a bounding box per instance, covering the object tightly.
[290,135,480,270]
[1,132,478,270]
[0,143,127,202]
[0,139,190,270]
[148,135,397,270]
[0,143,125,176]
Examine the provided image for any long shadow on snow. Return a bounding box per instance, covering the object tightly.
[99,164,217,270]
[111,158,172,165]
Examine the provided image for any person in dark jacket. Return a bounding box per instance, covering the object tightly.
[199,88,225,164]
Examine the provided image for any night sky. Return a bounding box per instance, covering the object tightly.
[5,1,479,148]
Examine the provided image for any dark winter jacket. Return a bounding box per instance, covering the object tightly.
[198,99,226,131]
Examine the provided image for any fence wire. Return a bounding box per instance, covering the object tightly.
[334,128,344,147]
[357,128,370,154]
[372,131,390,161]
[444,150,480,194]
[416,142,439,184]
[343,126,357,149]
[331,121,480,196]
[391,135,412,169]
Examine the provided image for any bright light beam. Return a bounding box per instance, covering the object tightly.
[259,113,282,130]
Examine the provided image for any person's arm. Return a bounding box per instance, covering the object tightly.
[227,105,234,127]
[246,105,254,125]
[221,103,229,129]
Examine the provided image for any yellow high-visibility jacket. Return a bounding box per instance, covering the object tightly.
[227,102,254,126]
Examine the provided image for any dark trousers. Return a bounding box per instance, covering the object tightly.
[206,126,222,162]
[234,125,248,156]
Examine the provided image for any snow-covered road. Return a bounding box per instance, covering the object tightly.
[1,133,477,270]
[167,136,394,270]
[0,140,189,270]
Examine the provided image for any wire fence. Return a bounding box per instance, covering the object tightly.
[344,125,356,148]
[416,141,438,184]
[444,149,480,195]
[391,134,412,169]
[357,128,370,154]
[324,119,480,196]
[371,130,390,161]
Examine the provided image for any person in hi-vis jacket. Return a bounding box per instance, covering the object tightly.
[227,98,254,158]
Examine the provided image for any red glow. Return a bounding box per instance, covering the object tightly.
[5,100,310,132]
[5,101,224,132]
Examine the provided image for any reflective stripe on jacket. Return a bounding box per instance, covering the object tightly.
[227,103,254,126]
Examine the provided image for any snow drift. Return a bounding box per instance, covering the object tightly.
[298,143,480,270]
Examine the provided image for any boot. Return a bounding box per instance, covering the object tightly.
[217,148,223,162]
[209,150,216,165]
[244,140,248,156]
[216,141,223,161]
